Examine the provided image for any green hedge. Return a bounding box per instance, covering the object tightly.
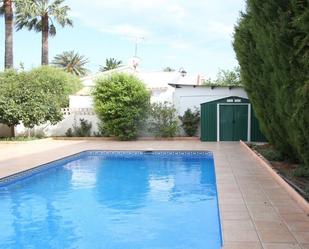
[233,0,309,167]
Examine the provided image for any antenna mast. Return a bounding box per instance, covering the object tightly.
[134,37,144,57]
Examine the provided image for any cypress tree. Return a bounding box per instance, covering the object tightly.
[233,0,309,167]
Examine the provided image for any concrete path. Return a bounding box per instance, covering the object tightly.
[0,139,308,249]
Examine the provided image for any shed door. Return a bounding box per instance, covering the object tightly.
[219,105,248,141]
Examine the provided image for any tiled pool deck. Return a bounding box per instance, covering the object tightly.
[0,139,308,249]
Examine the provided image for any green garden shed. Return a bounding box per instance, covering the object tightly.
[200,96,266,142]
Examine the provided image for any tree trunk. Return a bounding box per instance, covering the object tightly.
[41,14,49,65]
[10,125,15,137]
[4,0,13,69]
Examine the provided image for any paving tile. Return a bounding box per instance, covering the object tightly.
[219,203,248,212]
[263,243,301,249]
[300,244,309,249]
[252,212,283,222]
[221,210,251,220]
[223,229,260,242]
[222,242,262,249]
[287,221,309,232]
[274,205,305,215]
[222,220,255,230]
[255,220,290,231]
[219,198,246,205]
[282,214,309,222]
[293,232,309,244]
[258,229,296,243]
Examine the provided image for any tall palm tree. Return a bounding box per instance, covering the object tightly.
[15,0,73,65]
[0,0,14,69]
[52,51,89,76]
[99,58,122,72]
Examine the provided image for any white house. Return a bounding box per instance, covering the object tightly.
[169,83,248,115]
[14,60,205,137]
[69,61,204,109]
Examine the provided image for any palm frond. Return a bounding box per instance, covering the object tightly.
[99,58,123,72]
[52,51,89,76]
[15,0,73,33]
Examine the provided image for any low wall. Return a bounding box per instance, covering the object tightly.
[15,108,100,137]
[13,108,195,138]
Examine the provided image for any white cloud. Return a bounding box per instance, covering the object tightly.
[205,21,234,39]
[66,0,245,75]
[100,24,150,38]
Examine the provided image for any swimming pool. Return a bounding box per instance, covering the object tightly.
[0,151,222,249]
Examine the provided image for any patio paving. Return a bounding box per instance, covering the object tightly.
[0,139,308,249]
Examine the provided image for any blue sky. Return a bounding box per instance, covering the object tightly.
[0,0,245,78]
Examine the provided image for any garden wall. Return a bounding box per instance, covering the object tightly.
[15,108,100,137]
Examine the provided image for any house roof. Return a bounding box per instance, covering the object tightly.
[168,83,243,89]
[75,62,207,96]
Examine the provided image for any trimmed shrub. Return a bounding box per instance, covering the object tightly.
[93,73,150,140]
[179,108,200,136]
[148,102,179,137]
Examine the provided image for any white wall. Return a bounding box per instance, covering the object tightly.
[15,110,100,137]
[70,96,93,109]
[173,86,248,115]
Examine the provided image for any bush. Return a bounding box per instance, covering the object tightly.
[293,167,309,178]
[93,73,150,140]
[148,102,179,137]
[65,128,74,137]
[93,122,110,137]
[65,119,92,137]
[179,108,200,136]
[28,66,83,107]
[0,67,80,135]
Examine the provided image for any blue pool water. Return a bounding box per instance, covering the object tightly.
[0,151,222,249]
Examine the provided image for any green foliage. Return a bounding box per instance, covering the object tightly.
[0,136,43,141]
[28,66,82,107]
[179,108,200,136]
[66,118,92,137]
[148,102,179,137]
[0,66,81,134]
[293,167,309,178]
[52,51,89,76]
[99,58,122,72]
[0,70,26,128]
[93,122,110,137]
[0,69,63,129]
[233,0,309,168]
[93,73,150,140]
[251,144,284,162]
[65,128,73,137]
[15,0,73,34]
[203,67,242,87]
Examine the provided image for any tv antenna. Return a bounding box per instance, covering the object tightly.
[134,36,145,57]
